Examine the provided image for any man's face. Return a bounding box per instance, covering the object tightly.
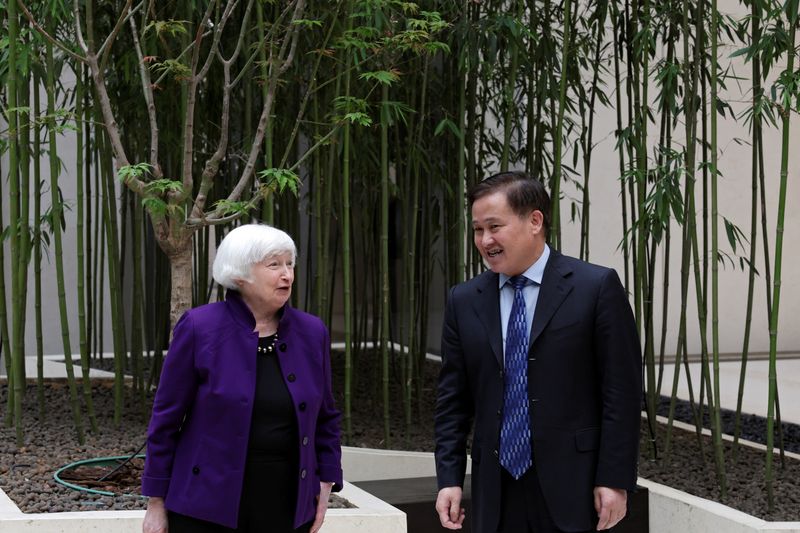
[471,191,544,276]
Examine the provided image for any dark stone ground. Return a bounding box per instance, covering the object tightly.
[1,351,799,522]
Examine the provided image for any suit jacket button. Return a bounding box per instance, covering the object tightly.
[299,402,307,411]
[288,373,296,382]
[496,409,502,417]
[192,466,200,475]
[302,436,309,446]
[493,449,499,457]
[279,343,287,352]
[300,469,307,479]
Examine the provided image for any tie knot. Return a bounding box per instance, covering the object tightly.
[510,275,528,290]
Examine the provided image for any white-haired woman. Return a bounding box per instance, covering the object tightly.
[141,224,343,533]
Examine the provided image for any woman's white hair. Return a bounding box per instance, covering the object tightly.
[212,224,297,289]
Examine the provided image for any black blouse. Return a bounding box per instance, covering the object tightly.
[247,334,298,456]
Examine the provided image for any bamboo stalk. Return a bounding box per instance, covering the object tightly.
[7,0,26,444]
[32,69,45,420]
[75,62,98,433]
[45,17,85,443]
[765,3,797,510]
[380,82,391,448]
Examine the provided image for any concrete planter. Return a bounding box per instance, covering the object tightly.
[340,442,800,533]
[639,417,800,533]
[640,477,800,533]
[0,481,405,533]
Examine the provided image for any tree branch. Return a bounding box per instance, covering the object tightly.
[98,0,138,72]
[16,1,87,63]
[128,12,161,179]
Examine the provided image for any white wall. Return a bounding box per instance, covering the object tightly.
[555,0,800,357]
[1,70,116,360]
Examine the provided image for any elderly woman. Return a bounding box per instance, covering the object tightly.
[141,224,342,533]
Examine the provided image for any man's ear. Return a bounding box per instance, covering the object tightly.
[529,210,544,233]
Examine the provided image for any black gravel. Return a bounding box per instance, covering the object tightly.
[1,354,799,522]
[654,394,800,454]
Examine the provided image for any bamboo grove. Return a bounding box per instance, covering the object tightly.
[1,0,798,509]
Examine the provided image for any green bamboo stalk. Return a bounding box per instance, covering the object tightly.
[0,127,13,427]
[765,2,797,510]
[753,119,786,462]
[404,56,429,441]
[45,19,85,443]
[579,1,608,262]
[456,33,467,284]
[96,121,127,425]
[341,10,354,443]
[7,0,26,444]
[610,2,630,292]
[500,0,523,172]
[32,69,45,420]
[709,0,727,497]
[550,0,574,250]
[733,0,763,459]
[131,192,146,411]
[666,0,705,451]
[257,0,274,224]
[380,81,391,448]
[75,62,98,433]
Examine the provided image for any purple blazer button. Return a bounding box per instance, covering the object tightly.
[287,373,296,382]
[300,469,307,479]
[299,402,307,411]
[192,466,200,475]
[302,436,309,446]
[279,343,287,351]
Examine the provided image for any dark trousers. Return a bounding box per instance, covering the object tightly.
[497,467,592,533]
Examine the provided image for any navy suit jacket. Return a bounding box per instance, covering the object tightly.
[435,250,641,533]
[142,290,343,529]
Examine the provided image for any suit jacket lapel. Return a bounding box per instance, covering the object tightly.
[530,250,573,347]
[471,271,504,368]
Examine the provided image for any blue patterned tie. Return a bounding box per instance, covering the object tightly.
[500,275,532,479]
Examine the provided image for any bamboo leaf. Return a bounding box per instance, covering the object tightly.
[433,117,463,140]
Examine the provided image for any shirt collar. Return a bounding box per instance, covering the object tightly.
[499,244,550,289]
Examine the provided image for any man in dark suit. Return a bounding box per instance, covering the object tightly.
[435,172,641,533]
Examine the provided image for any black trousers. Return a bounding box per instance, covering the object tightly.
[169,454,312,533]
[497,467,593,533]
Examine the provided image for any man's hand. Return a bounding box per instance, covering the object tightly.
[435,486,466,530]
[594,486,627,530]
[310,481,334,533]
[142,497,168,533]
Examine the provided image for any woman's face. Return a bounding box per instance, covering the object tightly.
[237,252,294,312]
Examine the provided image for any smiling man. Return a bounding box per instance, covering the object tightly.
[434,171,642,533]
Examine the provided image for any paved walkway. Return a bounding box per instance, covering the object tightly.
[0,354,115,379]
[659,356,800,425]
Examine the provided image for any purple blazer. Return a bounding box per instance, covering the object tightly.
[142,290,343,528]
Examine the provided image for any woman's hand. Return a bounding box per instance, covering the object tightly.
[142,497,168,533]
[310,481,334,533]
